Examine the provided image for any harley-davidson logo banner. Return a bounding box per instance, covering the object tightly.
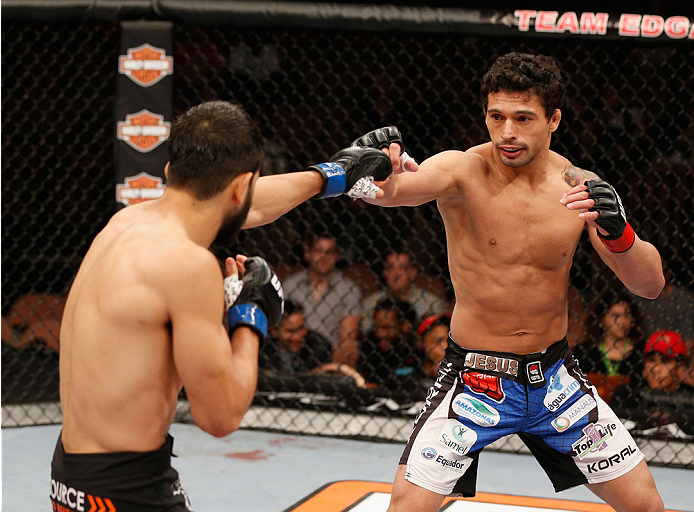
[114,21,173,208]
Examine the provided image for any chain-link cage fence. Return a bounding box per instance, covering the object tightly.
[2,5,693,467]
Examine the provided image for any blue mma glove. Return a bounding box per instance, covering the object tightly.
[310,146,392,199]
[228,257,284,345]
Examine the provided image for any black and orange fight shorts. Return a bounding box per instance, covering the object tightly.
[50,433,193,511]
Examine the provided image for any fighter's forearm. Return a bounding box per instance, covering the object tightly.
[242,171,324,229]
[601,234,665,299]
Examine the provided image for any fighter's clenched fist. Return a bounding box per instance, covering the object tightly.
[352,126,419,175]
[561,178,635,253]
[310,146,392,200]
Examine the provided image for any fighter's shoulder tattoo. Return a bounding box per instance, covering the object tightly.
[561,160,600,187]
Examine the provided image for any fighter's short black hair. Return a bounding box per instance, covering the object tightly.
[480,52,565,119]
[167,101,264,200]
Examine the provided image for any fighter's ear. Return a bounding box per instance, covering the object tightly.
[228,171,254,204]
[549,109,562,133]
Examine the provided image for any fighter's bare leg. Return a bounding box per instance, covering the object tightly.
[586,460,664,512]
[387,464,445,512]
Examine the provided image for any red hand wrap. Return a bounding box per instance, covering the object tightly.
[598,222,635,253]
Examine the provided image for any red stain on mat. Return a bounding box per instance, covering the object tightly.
[269,437,297,446]
[224,449,272,460]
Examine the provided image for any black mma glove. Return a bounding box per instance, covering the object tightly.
[351,126,403,151]
[352,125,418,175]
[228,257,284,345]
[585,179,635,253]
[310,146,392,199]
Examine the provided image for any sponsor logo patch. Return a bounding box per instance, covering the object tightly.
[461,371,505,403]
[571,422,617,459]
[452,393,500,427]
[464,352,519,377]
[434,454,468,473]
[51,478,116,512]
[543,365,581,412]
[586,445,638,473]
[551,394,596,432]
[118,43,174,87]
[421,447,437,460]
[526,361,545,385]
[439,419,478,455]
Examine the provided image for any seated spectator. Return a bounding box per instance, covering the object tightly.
[4,293,66,352]
[678,347,694,388]
[611,330,694,436]
[574,292,643,378]
[361,249,446,334]
[357,297,422,390]
[418,313,452,380]
[283,234,362,365]
[259,300,333,373]
[632,261,694,342]
[2,293,64,403]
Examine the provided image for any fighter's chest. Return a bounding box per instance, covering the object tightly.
[465,189,584,267]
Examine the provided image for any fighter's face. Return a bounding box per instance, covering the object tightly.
[485,91,560,169]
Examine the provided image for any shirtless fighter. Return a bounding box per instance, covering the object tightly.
[50,101,392,511]
[356,53,666,512]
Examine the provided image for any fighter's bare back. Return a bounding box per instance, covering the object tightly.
[59,201,210,453]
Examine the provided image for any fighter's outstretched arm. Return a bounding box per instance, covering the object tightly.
[243,146,393,229]
[365,150,479,207]
[242,170,323,229]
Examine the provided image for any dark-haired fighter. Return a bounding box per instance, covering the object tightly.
[51,101,392,511]
[357,53,665,511]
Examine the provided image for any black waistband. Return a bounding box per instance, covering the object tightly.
[445,335,570,388]
[52,433,174,478]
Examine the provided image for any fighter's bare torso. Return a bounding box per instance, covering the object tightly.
[59,201,214,453]
[437,142,595,354]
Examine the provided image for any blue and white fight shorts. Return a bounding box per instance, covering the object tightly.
[399,336,643,497]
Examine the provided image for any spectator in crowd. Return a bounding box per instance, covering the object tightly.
[2,293,64,403]
[632,262,694,342]
[574,292,643,378]
[417,313,452,381]
[360,248,446,334]
[259,300,333,373]
[611,330,694,436]
[283,235,362,365]
[3,293,66,352]
[357,297,422,391]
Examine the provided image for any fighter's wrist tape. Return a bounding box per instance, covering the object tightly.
[598,222,635,253]
[228,304,268,344]
[401,151,416,172]
[312,162,346,198]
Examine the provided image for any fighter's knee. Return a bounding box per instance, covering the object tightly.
[606,479,664,512]
[631,491,664,512]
